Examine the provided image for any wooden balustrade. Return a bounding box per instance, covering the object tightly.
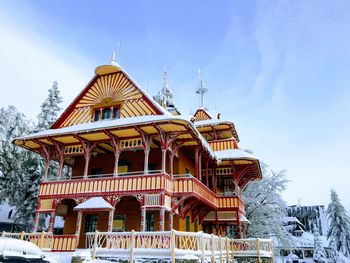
[38,172,244,213]
[173,176,245,211]
[1,232,77,251]
[85,230,274,262]
[39,173,173,198]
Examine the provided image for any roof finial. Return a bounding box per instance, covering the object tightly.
[196,69,208,108]
[110,42,121,66]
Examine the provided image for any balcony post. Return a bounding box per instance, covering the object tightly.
[104,130,121,176]
[169,152,175,177]
[213,167,217,193]
[205,158,209,187]
[76,137,97,179]
[156,127,179,174]
[52,141,65,179]
[135,128,154,174]
[159,208,165,231]
[47,211,56,233]
[199,151,202,181]
[75,210,83,237]
[140,206,146,231]
[108,209,114,232]
[195,148,199,179]
[168,211,173,230]
[36,141,53,180]
[33,211,40,232]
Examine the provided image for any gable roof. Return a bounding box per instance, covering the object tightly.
[52,63,170,129]
[193,108,213,121]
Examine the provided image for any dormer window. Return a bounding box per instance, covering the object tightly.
[93,106,120,121]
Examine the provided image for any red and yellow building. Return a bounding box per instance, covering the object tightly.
[14,58,262,250]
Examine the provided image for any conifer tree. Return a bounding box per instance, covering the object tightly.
[0,106,41,227]
[37,81,62,131]
[327,190,350,257]
[313,225,328,262]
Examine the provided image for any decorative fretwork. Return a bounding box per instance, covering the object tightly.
[64,145,83,155]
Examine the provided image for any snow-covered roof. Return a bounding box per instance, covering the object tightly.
[74,197,114,210]
[240,214,251,224]
[273,231,330,248]
[282,217,304,226]
[17,115,184,140]
[215,149,258,161]
[194,119,234,127]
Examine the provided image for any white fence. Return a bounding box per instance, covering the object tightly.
[85,230,274,262]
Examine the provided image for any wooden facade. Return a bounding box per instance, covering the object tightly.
[13,60,262,251]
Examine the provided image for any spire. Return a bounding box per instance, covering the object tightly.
[162,68,173,100]
[196,69,208,108]
[153,68,180,115]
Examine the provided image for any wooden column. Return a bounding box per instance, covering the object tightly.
[75,211,83,236]
[213,167,217,193]
[47,211,56,233]
[108,210,114,232]
[33,211,40,232]
[52,142,65,179]
[136,128,153,174]
[76,137,97,179]
[156,127,178,174]
[198,151,202,181]
[36,142,53,180]
[140,207,146,231]
[169,152,174,176]
[205,159,209,187]
[237,214,241,239]
[159,208,165,231]
[195,148,199,178]
[168,212,173,230]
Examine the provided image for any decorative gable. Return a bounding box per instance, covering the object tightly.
[193,108,212,121]
[52,70,164,128]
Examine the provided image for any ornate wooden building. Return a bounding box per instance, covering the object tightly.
[14,57,262,249]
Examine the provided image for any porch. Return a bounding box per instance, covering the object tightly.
[1,230,274,262]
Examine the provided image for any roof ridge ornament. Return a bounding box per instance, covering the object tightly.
[196,69,208,109]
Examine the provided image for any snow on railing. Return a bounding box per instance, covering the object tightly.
[85,230,274,262]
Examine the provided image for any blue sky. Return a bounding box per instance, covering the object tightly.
[0,1,350,211]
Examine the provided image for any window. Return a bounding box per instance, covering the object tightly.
[186,216,190,232]
[113,215,126,232]
[194,220,198,232]
[85,214,98,233]
[93,106,120,121]
[146,212,155,231]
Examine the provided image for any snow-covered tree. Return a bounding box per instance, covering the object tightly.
[313,225,328,262]
[327,190,350,257]
[0,106,41,227]
[37,81,62,131]
[243,167,294,247]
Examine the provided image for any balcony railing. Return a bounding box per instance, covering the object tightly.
[2,230,274,261]
[85,230,274,262]
[38,171,245,212]
[173,175,218,207]
[1,231,77,251]
[39,171,173,198]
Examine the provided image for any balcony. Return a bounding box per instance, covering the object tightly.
[39,171,173,199]
[38,172,245,213]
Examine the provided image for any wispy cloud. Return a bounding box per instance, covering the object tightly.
[0,6,93,120]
